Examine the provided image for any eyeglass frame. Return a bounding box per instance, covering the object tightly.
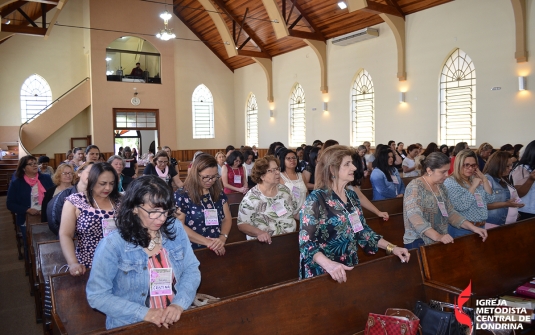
[136,205,176,220]
[199,174,220,182]
[266,167,281,174]
[462,163,478,170]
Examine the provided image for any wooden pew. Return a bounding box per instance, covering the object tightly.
[89,250,458,334]
[361,197,404,219]
[359,177,415,201]
[420,217,535,298]
[225,192,244,205]
[226,218,246,243]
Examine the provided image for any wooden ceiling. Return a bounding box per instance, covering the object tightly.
[0,0,58,44]
[173,0,453,71]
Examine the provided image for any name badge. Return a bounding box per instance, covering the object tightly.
[349,212,364,233]
[271,199,288,217]
[234,175,241,184]
[391,175,399,184]
[437,201,449,217]
[204,209,219,226]
[102,218,117,237]
[150,268,173,296]
[474,193,485,208]
[291,186,301,200]
[125,161,131,168]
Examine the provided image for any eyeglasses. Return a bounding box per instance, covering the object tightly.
[285,156,297,161]
[156,160,169,164]
[199,174,220,182]
[62,172,73,176]
[137,205,175,220]
[26,163,38,167]
[462,163,478,170]
[266,167,281,174]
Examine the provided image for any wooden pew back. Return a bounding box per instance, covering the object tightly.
[361,197,404,218]
[420,217,535,297]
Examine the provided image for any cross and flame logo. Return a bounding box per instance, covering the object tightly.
[455,281,473,334]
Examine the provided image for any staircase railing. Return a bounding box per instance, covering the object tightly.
[19,77,90,155]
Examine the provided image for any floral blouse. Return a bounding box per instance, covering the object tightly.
[174,189,228,250]
[299,188,382,279]
[237,184,297,240]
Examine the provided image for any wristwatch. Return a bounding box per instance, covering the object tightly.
[220,233,228,239]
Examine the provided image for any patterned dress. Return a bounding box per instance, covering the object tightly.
[237,184,297,240]
[174,189,228,250]
[66,193,118,267]
[299,188,382,279]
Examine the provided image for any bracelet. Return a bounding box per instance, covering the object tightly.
[220,234,228,239]
[386,243,397,255]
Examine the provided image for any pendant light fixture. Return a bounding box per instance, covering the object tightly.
[156,0,176,41]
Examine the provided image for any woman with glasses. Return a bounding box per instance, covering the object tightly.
[174,154,231,255]
[143,151,184,189]
[277,148,308,214]
[444,149,494,238]
[221,150,248,194]
[87,176,200,330]
[7,155,54,255]
[59,163,121,276]
[237,156,297,243]
[483,151,524,228]
[299,145,410,283]
[41,163,75,222]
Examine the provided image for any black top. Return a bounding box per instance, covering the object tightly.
[123,157,137,177]
[143,164,178,187]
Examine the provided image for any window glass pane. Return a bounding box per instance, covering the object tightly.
[289,84,306,147]
[20,74,52,123]
[351,70,375,147]
[246,93,259,147]
[192,85,215,139]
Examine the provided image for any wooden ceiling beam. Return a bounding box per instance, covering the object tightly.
[384,0,405,19]
[0,0,25,17]
[291,0,325,39]
[237,50,270,58]
[16,8,38,27]
[210,0,270,56]
[174,8,234,72]
[288,29,323,41]
[0,23,46,35]
[25,0,59,5]
[347,0,403,17]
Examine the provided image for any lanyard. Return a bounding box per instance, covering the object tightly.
[336,190,358,217]
[422,176,445,203]
[94,197,115,213]
[200,192,216,209]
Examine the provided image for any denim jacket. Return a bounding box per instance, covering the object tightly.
[370,168,405,200]
[485,174,511,225]
[86,219,201,329]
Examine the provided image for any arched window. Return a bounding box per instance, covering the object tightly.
[20,74,52,123]
[246,93,258,147]
[440,48,476,146]
[351,69,375,147]
[289,83,306,147]
[192,84,214,139]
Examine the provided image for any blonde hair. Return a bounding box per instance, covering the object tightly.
[450,149,477,188]
[315,145,354,190]
[52,163,74,186]
[476,142,493,155]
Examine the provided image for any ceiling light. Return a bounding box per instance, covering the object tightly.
[338,2,347,10]
[6,20,10,24]
[156,2,176,41]
[105,57,112,61]
[160,10,172,21]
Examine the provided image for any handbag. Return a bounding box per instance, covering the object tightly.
[365,308,421,335]
[43,264,69,318]
[414,300,474,335]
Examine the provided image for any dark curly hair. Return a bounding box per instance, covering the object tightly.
[116,175,176,248]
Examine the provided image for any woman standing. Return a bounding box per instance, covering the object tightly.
[403,153,488,249]
[214,151,226,176]
[143,151,184,189]
[38,156,54,176]
[370,148,405,200]
[122,147,138,190]
[511,140,535,220]
[484,151,524,228]
[351,145,368,186]
[41,163,75,222]
[7,155,54,251]
[175,155,231,255]
[87,176,200,330]
[402,145,420,177]
[303,147,320,191]
[107,155,125,193]
[299,145,410,283]
[444,149,494,238]
[85,145,101,163]
[277,148,308,214]
[59,163,121,276]
[221,151,247,194]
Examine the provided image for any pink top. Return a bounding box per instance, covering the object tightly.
[224,166,244,194]
[148,248,176,308]
[505,184,519,224]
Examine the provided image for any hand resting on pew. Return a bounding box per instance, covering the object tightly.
[354,187,389,221]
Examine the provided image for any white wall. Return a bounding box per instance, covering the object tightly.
[234,0,535,148]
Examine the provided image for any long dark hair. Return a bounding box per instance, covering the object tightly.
[183,154,222,204]
[16,155,37,179]
[225,150,244,167]
[483,151,511,182]
[86,162,120,208]
[374,148,396,182]
[267,142,285,156]
[116,176,176,248]
[517,140,535,170]
[308,147,320,168]
[422,142,439,157]
[277,148,299,173]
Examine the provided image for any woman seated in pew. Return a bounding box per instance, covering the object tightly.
[403,152,488,249]
[47,162,94,235]
[63,150,74,164]
[143,151,184,190]
[402,144,420,178]
[107,155,125,193]
[7,155,54,255]
[444,149,494,238]
[221,150,248,194]
[237,156,297,243]
[303,147,320,191]
[41,163,75,223]
[59,163,121,277]
[370,148,405,200]
[87,176,200,330]
[174,154,231,255]
[277,148,308,212]
[215,151,226,176]
[352,145,368,186]
[511,140,535,220]
[85,145,101,163]
[299,145,410,283]
[37,155,54,176]
[483,151,524,228]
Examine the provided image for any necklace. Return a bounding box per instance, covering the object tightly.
[147,231,161,251]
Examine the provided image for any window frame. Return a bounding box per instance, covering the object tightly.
[192,84,215,139]
[350,69,375,147]
[289,83,306,147]
[20,74,52,123]
[246,93,259,147]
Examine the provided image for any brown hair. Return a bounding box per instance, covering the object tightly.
[315,145,354,190]
[183,154,222,204]
[152,150,170,165]
[482,151,511,179]
[74,161,95,184]
[52,163,75,186]
[250,156,280,184]
[476,142,493,156]
[450,149,477,188]
[16,155,37,179]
